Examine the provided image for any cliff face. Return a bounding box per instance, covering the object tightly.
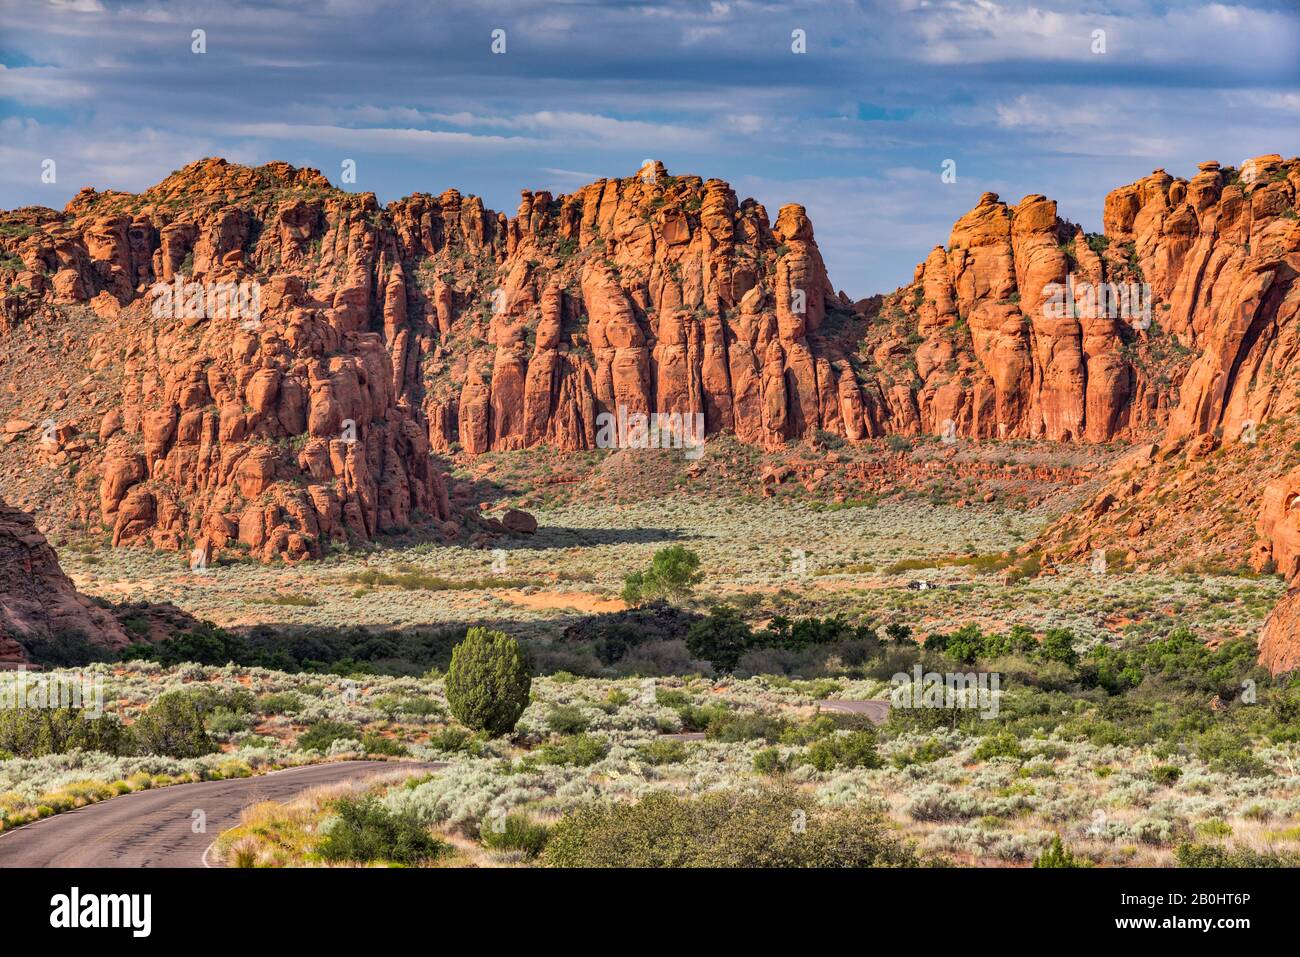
[0,496,126,665]
[421,159,1299,455]
[1038,157,1300,516]
[0,154,1297,571]
[1019,154,1300,674]
[1258,468,1300,675]
[416,162,844,454]
[3,160,452,562]
[865,191,1166,444]
[875,155,1299,448]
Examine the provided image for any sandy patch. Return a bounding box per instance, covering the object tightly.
[497,589,625,613]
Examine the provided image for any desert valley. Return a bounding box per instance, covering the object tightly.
[1,149,1299,869]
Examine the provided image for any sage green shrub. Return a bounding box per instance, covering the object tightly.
[544,787,917,868]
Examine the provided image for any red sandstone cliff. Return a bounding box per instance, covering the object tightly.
[0,496,127,665]
[3,160,452,562]
[1,154,1297,578]
[1021,153,1300,672]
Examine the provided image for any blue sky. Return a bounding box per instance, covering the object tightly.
[1,0,1297,297]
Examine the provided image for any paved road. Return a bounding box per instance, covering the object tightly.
[0,760,444,868]
[816,699,891,725]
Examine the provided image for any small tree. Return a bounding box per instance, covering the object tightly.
[0,706,131,758]
[132,691,219,758]
[1037,628,1079,667]
[622,545,702,605]
[1034,835,1081,868]
[940,624,985,664]
[685,604,753,672]
[445,627,532,737]
[884,622,914,643]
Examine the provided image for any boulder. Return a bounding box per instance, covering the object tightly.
[501,508,538,535]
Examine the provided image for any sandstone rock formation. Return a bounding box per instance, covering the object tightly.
[0,496,127,665]
[1257,468,1300,674]
[1259,588,1300,676]
[1012,155,1300,672]
[417,163,844,455]
[3,160,453,562]
[1258,469,1300,581]
[1,154,1297,576]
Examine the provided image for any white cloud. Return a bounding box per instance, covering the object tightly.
[217,122,541,153]
[0,116,258,207]
[0,64,94,104]
[894,0,1297,69]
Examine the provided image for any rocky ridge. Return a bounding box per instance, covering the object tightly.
[1,154,1298,677]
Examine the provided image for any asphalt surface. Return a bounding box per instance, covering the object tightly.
[0,760,444,868]
[816,699,891,725]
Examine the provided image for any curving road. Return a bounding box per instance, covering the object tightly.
[817,699,891,725]
[0,760,444,868]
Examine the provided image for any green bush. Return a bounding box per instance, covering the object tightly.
[1176,842,1298,868]
[684,604,753,672]
[757,615,875,652]
[599,689,630,713]
[537,733,608,766]
[1195,819,1232,839]
[935,624,985,664]
[676,702,729,732]
[753,747,791,775]
[655,688,691,708]
[480,814,550,858]
[633,739,687,765]
[372,694,441,718]
[543,788,917,867]
[545,705,590,735]
[884,622,914,643]
[706,711,788,743]
[780,715,837,745]
[445,627,532,737]
[255,692,302,715]
[1152,765,1182,785]
[361,732,409,756]
[803,730,881,771]
[1037,629,1079,667]
[1034,835,1083,868]
[621,545,703,605]
[424,726,478,754]
[892,737,947,768]
[131,692,219,758]
[317,797,448,866]
[205,707,251,735]
[1084,630,1258,698]
[973,730,1024,761]
[0,706,132,758]
[123,620,465,678]
[925,623,1069,668]
[297,719,358,752]
[1195,728,1271,777]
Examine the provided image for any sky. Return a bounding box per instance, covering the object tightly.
[1,0,1298,298]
